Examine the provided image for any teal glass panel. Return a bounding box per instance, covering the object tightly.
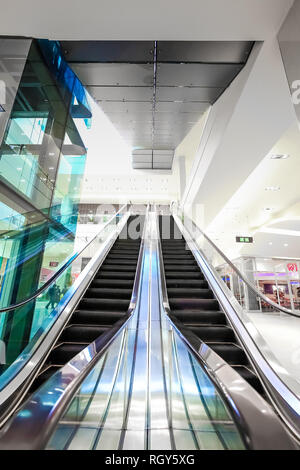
[0,210,125,387]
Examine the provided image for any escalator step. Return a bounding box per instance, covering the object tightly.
[167,288,214,299]
[101,264,137,272]
[163,254,194,259]
[73,310,125,324]
[208,343,248,365]
[79,298,129,310]
[162,259,196,265]
[96,271,136,280]
[103,258,138,265]
[166,279,208,288]
[85,288,132,299]
[49,343,87,365]
[190,325,236,342]
[30,366,61,393]
[113,243,140,249]
[173,310,227,325]
[61,325,109,342]
[107,254,139,260]
[169,298,219,310]
[110,249,140,255]
[92,279,134,288]
[166,272,205,279]
[232,366,264,395]
[164,265,199,272]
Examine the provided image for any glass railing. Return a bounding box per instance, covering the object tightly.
[0,207,291,450]
[0,212,75,310]
[44,210,245,451]
[0,206,127,393]
[46,324,245,450]
[172,208,300,424]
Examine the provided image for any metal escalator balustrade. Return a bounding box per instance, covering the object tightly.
[0,205,140,424]
[165,209,300,442]
[0,209,294,450]
[159,216,263,396]
[29,221,144,394]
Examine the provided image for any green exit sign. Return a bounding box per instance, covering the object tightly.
[236,236,253,244]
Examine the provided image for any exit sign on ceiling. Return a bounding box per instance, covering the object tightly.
[236,236,253,244]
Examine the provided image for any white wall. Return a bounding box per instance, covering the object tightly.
[0,1,293,41]
[181,38,297,230]
[78,95,180,204]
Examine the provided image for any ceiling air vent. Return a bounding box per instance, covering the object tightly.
[132,149,174,170]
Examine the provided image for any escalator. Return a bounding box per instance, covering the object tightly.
[27,215,144,395]
[159,215,264,396]
[0,210,297,450]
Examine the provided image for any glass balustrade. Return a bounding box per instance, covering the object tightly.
[175,208,300,394]
[0,209,126,391]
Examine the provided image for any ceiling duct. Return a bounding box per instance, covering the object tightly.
[132,149,174,170]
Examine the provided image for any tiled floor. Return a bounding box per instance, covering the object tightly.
[248,312,300,384]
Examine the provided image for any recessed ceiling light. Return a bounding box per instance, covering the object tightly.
[269,242,273,245]
[270,154,290,160]
[265,186,280,191]
[284,243,289,247]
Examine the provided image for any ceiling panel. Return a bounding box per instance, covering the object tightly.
[107,112,153,123]
[99,101,152,113]
[132,162,152,169]
[157,63,242,87]
[67,40,253,168]
[155,101,208,113]
[61,41,154,63]
[154,112,202,123]
[72,63,154,86]
[157,41,253,63]
[156,86,221,102]
[88,86,153,101]
[153,162,174,169]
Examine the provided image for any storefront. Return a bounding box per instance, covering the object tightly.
[218,256,300,313]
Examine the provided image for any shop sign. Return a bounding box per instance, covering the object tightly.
[287,263,298,272]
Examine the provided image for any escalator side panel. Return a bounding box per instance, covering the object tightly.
[27,215,144,394]
[159,215,264,396]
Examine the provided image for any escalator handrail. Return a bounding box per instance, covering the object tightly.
[0,204,128,313]
[173,208,300,318]
[156,212,296,449]
[172,210,300,441]
[0,206,149,450]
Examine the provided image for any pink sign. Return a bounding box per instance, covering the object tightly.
[287,263,298,272]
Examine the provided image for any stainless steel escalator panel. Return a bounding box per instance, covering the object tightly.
[169,210,300,443]
[0,210,292,450]
[43,212,245,450]
[0,207,130,425]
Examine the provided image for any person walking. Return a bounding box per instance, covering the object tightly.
[46,283,59,309]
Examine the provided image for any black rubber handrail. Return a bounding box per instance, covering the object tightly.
[174,208,300,318]
[0,207,149,449]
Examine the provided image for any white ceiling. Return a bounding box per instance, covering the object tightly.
[207,123,300,259]
[69,41,252,159]
[0,0,293,40]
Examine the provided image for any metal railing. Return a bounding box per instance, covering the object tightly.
[169,207,300,441]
